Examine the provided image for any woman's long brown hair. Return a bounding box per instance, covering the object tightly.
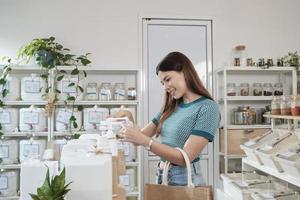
[155,52,213,135]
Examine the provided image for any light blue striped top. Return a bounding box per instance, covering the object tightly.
[152,97,220,161]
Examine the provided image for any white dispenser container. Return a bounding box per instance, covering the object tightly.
[19,139,46,163]
[0,140,18,164]
[19,105,47,132]
[0,75,19,100]
[255,132,299,172]
[274,143,300,179]
[221,172,267,197]
[0,108,18,132]
[83,106,109,131]
[0,170,18,197]
[21,73,46,101]
[57,75,83,101]
[55,108,82,131]
[240,130,277,165]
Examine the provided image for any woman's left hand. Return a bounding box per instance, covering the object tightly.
[122,124,150,146]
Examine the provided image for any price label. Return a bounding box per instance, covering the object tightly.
[0,111,11,124]
[23,144,40,158]
[0,145,9,158]
[57,110,73,124]
[23,111,39,124]
[88,111,102,124]
[24,80,41,93]
[62,80,76,93]
[0,176,8,190]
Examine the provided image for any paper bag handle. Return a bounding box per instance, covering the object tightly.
[162,148,195,187]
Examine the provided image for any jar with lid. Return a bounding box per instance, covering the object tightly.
[240,83,249,96]
[273,83,283,96]
[85,82,98,100]
[99,82,112,101]
[227,83,236,96]
[114,83,126,100]
[127,87,136,100]
[234,45,247,66]
[291,95,300,116]
[252,83,262,96]
[271,96,281,115]
[263,83,273,96]
[233,106,256,125]
[280,95,291,115]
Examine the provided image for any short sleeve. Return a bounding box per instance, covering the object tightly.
[191,102,220,142]
[151,112,161,126]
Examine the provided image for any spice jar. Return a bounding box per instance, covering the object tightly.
[273,83,283,96]
[258,58,265,67]
[240,83,249,96]
[263,83,273,96]
[99,82,112,101]
[291,95,300,116]
[85,82,98,100]
[234,45,247,66]
[252,83,263,96]
[114,83,126,100]
[127,87,136,100]
[280,96,291,115]
[227,83,236,96]
[266,59,274,67]
[271,96,281,115]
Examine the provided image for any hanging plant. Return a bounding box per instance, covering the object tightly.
[0,57,12,137]
[18,36,91,136]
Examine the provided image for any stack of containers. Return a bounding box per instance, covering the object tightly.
[19,139,46,163]
[19,105,47,132]
[0,170,19,197]
[0,108,18,132]
[83,106,109,131]
[0,140,18,164]
[55,108,82,131]
[21,74,46,101]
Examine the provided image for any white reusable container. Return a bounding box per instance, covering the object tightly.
[83,106,109,131]
[110,107,136,122]
[0,108,18,132]
[0,170,18,197]
[57,75,83,101]
[0,140,18,164]
[21,73,46,101]
[251,190,299,200]
[55,108,82,131]
[274,142,300,179]
[19,105,47,132]
[240,130,277,165]
[120,168,135,193]
[221,172,267,197]
[255,132,299,172]
[19,139,47,163]
[0,75,20,100]
[117,141,136,162]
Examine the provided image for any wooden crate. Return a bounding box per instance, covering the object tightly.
[219,128,270,155]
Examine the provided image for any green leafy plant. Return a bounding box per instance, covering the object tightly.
[29,167,72,200]
[18,36,91,136]
[282,51,300,70]
[0,56,12,137]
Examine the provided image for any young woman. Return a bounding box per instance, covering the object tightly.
[121,51,220,186]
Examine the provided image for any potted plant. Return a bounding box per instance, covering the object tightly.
[29,167,72,200]
[282,51,300,70]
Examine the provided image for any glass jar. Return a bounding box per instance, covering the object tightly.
[227,83,236,96]
[240,83,249,96]
[280,96,291,115]
[114,83,126,100]
[252,83,263,96]
[85,82,98,100]
[291,95,300,116]
[234,45,247,66]
[271,96,281,115]
[127,87,136,100]
[99,82,112,101]
[273,83,283,96]
[263,83,273,96]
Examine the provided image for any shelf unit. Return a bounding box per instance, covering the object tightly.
[215,66,297,182]
[0,65,142,200]
[242,114,300,189]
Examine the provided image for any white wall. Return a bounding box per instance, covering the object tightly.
[1,0,300,70]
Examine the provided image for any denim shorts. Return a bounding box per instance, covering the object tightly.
[156,160,205,186]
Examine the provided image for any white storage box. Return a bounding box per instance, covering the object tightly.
[240,130,277,165]
[120,168,135,193]
[19,106,47,132]
[251,190,299,200]
[20,161,58,200]
[61,139,112,200]
[55,108,82,131]
[19,139,47,163]
[0,170,18,197]
[83,106,109,131]
[0,140,18,164]
[0,108,18,132]
[57,76,83,100]
[274,142,300,179]
[0,75,19,100]
[221,172,267,197]
[21,73,46,101]
[228,179,287,200]
[255,132,299,172]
